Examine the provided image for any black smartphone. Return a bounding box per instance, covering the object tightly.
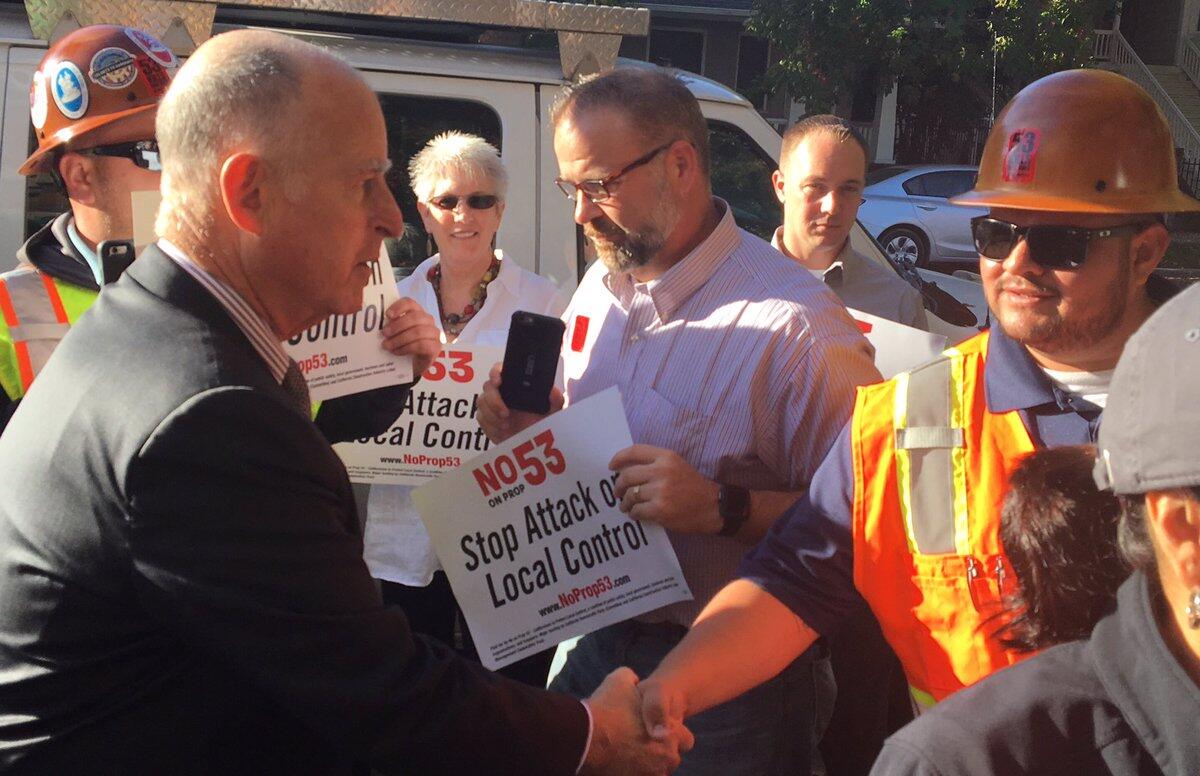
[500,311,566,415]
[97,240,135,285]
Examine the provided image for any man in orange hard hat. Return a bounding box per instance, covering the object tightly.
[632,67,1200,748]
[0,25,175,432]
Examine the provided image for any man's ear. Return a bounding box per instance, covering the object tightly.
[1146,489,1200,590]
[58,153,99,206]
[664,138,701,194]
[1131,221,1170,285]
[771,168,786,205]
[416,200,435,233]
[219,152,265,236]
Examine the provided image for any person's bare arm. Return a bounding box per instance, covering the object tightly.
[637,579,819,734]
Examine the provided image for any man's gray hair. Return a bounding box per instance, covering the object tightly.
[155,33,332,207]
[408,131,508,202]
[551,68,710,179]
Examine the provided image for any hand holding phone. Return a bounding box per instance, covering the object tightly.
[499,311,565,415]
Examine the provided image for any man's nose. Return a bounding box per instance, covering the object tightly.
[377,184,404,237]
[1000,234,1044,278]
[573,190,602,226]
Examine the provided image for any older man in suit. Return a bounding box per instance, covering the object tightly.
[0,29,690,775]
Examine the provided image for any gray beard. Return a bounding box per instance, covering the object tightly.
[588,181,681,275]
[592,229,664,274]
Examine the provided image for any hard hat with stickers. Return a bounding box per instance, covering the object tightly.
[19,24,177,176]
[951,69,1200,214]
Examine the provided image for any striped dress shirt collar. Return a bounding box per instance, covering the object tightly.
[602,198,740,322]
[158,239,290,384]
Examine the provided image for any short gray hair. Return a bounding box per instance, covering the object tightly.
[156,33,338,206]
[551,68,710,179]
[408,131,507,202]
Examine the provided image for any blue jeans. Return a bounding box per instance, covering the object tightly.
[550,620,833,776]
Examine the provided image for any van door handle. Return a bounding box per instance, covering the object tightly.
[917,204,937,211]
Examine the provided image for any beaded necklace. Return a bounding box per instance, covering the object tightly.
[428,254,501,338]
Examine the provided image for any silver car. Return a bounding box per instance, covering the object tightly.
[858,165,987,268]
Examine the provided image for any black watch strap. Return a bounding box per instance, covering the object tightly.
[718,484,751,537]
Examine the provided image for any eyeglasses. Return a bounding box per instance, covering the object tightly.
[970,216,1152,270]
[76,140,161,172]
[427,194,499,211]
[554,141,674,203]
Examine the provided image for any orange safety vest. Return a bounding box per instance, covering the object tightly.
[850,330,1036,710]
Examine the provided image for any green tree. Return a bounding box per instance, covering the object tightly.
[747,0,1115,160]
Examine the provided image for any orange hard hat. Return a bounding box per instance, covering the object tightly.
[951,69,1200,213]
[20,24,177,176]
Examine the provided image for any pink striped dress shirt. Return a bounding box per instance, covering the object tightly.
[158,239,290,384]
[560,201,881,625]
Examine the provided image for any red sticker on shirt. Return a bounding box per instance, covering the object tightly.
[571,315,590,352]
[1001,129,1040,184]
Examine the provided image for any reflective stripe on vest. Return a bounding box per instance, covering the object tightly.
[851,330,1036,707]
[0,269,94,401]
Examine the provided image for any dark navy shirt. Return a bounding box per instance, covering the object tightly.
[738,325,1103,637]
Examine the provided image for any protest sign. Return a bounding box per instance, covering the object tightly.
[849,308,948,378]
[334,344,499,484]
[283,250,413,401]
[412,387,692,670]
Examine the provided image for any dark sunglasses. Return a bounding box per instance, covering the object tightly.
[970,216,1152,270]
[428,194,499,211]
[554,141,674,203]
[76,140,161,171]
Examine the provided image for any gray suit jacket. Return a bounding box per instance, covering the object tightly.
[0,245,587,774]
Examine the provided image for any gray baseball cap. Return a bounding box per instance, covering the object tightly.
[1095,282,1200,494]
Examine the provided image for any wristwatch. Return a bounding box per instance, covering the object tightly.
[717,484,751,537]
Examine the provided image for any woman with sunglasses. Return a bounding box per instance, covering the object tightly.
[364,131,565,686]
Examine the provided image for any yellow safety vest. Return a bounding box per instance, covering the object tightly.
[0,267,95,401]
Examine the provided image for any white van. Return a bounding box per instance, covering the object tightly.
[0,3,985,338]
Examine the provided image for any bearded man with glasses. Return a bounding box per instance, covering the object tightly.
[635,68,1199,756]
[480,67,879,776]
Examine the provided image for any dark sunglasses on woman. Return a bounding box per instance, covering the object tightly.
[428,194,499,211]
[970,216,1153,270]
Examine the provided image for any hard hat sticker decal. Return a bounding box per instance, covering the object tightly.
[1001,129,1040,184]
[52,62,88,120]
[30,70,48,129]
[135,55,171,97]
[125,28,177,69]
[89,47,138,90]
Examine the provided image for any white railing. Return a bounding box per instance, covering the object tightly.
[1093,28,1200,163]
[1183,34,1200,92]
[849,120,880,159]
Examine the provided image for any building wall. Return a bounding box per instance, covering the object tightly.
[1122,0,1184,65]
[620,13,790,127]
